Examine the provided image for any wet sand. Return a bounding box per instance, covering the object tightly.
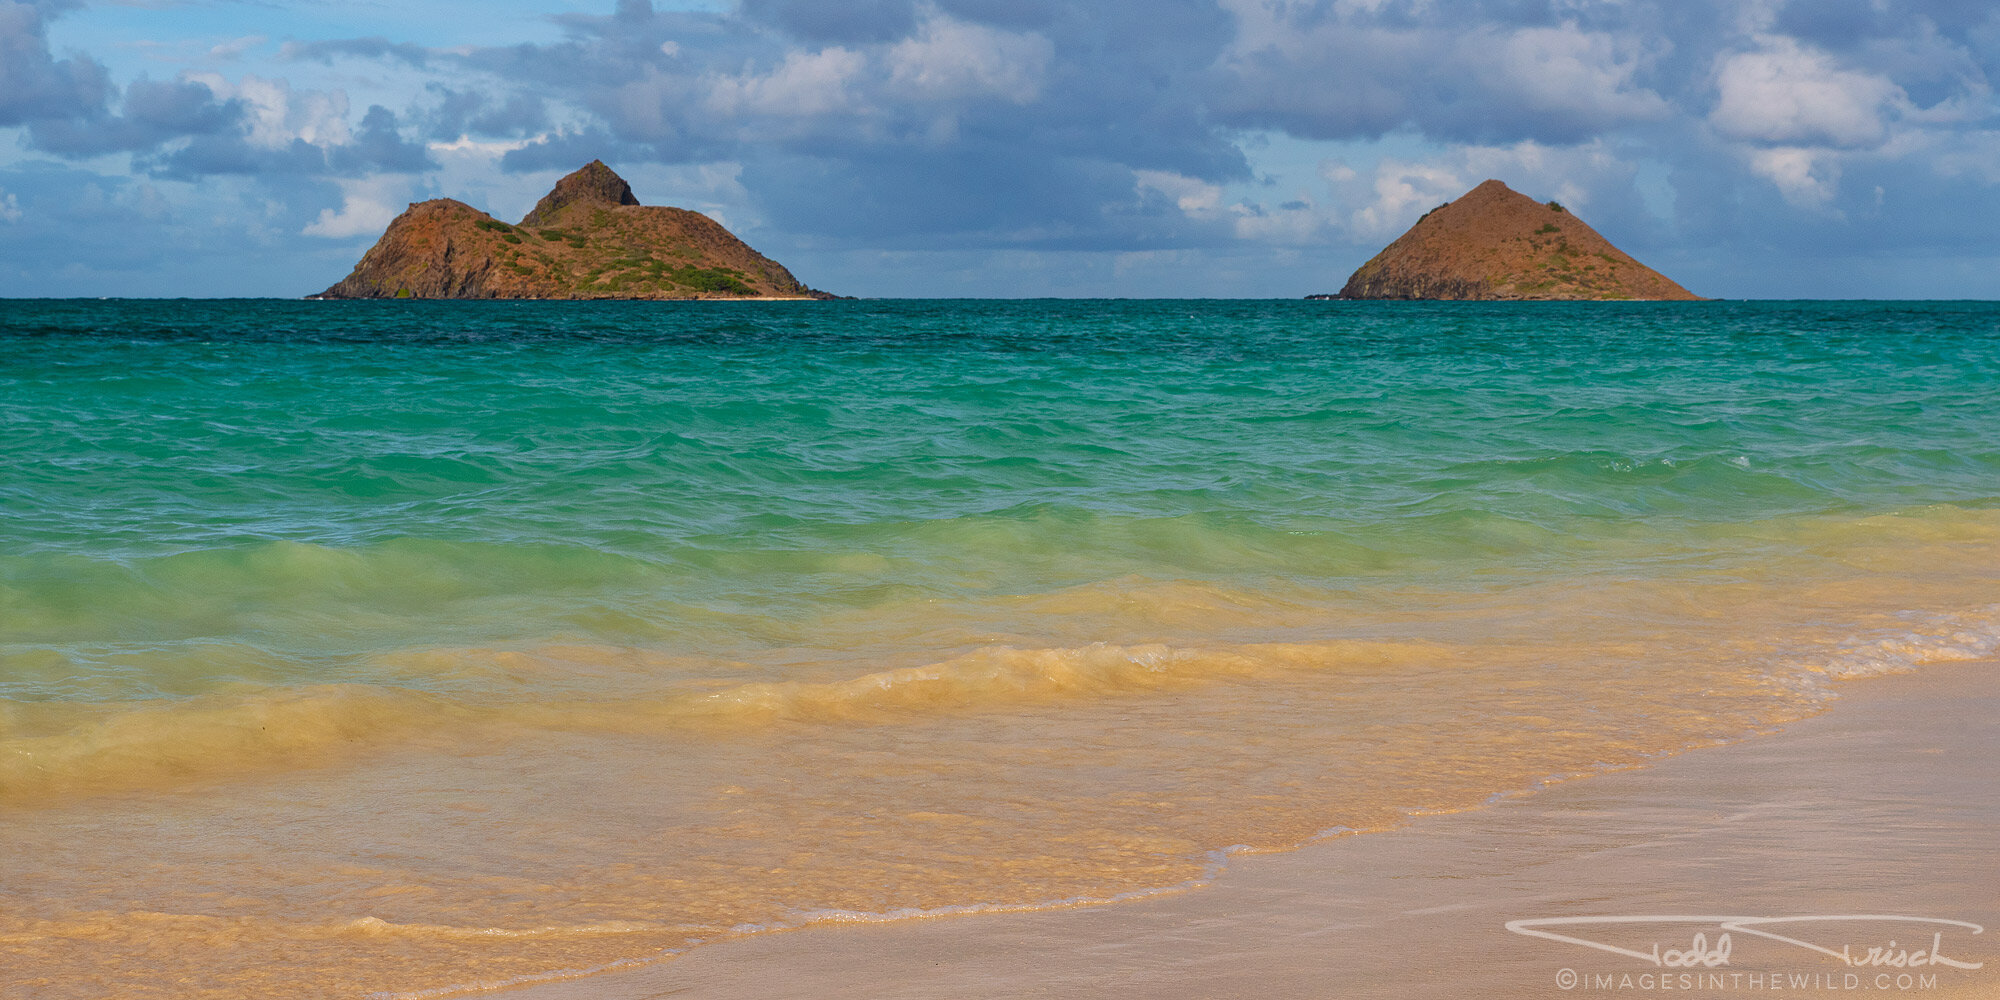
[500,660,2000,1000]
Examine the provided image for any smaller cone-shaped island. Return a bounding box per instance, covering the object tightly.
[314,161,832,300]
[1324,179,1699,301]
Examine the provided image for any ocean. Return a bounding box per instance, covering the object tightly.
[3,299,1997,998]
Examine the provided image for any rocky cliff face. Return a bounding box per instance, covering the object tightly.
[315,161,830,300]
[1332,180,1699,301]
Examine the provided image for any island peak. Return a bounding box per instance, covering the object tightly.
[520,160,642,228]
[1324,179,1699,301]
[314,161,832,301]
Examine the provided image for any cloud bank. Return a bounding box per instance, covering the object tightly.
[2,0,1998,296]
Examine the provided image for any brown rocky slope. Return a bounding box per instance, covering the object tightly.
[314,161,831,300]
[1329,179,1699,301]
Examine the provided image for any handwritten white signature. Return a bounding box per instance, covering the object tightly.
[1505,915,1984,970]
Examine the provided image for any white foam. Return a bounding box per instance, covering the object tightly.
[1797,606,2000,681]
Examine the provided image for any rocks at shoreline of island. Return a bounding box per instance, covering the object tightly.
[313,161,836,301]
[1313,179,1700,301]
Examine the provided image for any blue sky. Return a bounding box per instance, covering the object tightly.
[3,0,1998,298]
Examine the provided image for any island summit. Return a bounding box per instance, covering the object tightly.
[1321,179,1700,301]
[314,161,833,300]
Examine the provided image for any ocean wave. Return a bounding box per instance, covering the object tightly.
[0,635,1450,799]
[647,638,1447,725]
[1793,606,2000,680]
[0,684,460,800]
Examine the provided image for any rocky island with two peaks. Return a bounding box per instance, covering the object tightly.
[1321,179,1700,301]
[315,161,833,300]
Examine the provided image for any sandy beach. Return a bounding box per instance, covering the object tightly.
[502,659,2000,1000]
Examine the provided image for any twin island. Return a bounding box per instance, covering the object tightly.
[314,162,1698,301]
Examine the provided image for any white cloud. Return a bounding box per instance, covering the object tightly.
[1230,198,1325,244]
[1455,139,1629,210]
[692,14,1051,136]
[427,135,539,157]
[1134,169,1223,217]
[619,161,754,224]
[1214,2,1670,141]
[1711,37,1905,148]
[1749,146,1841,208]
[0,190,20,224]
[127,182,168,221]
[207,35,265,61]
[1470,24,1670,124]
[1930,130,2000,184]
[1347,160,1465,237]
[1216,0,1306,55]
[1319,139,1643,238]
[1134,168,1329,244]
[1721,0,1787,35]
[667,161,751,204]
[886,15,1052,104]
[186,72,352,149]
[1319,160,1357,185]
[603,69,690,143]
[706,47,867,118]
[302,175,414,238]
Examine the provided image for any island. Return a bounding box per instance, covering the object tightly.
[1317,179,1700,301]
[313,161,834,300]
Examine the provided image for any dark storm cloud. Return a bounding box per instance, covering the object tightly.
[0,160,365,296]
[931,0,1059,31]
[4,3,277,169]
[499,127,656,172]
[1207,1,1679,144]
[1764,0,1999,114]
[27,77,238,155]
[281,36,433,67]
[143,105,434,180]
[145,134,339,179]
[405,0,1994,257]
[739,145,1199,248]
[463,0,1247,247]
[739,0,918,44]
[1,0,111,125]
[331,106,434,173]
[8,0,2000,295]
[1209,0,2000,149]
[3,2,437,178]
[420,87,549,140]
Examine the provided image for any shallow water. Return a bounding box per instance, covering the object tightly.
[3,299,1997,997]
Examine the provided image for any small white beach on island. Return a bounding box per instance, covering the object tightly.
[502,659,2000,1000]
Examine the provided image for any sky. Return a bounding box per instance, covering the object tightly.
[2,0,1998,299]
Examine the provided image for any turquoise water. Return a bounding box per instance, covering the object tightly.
[3,299,1999,998]
[7,300,1996,668]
